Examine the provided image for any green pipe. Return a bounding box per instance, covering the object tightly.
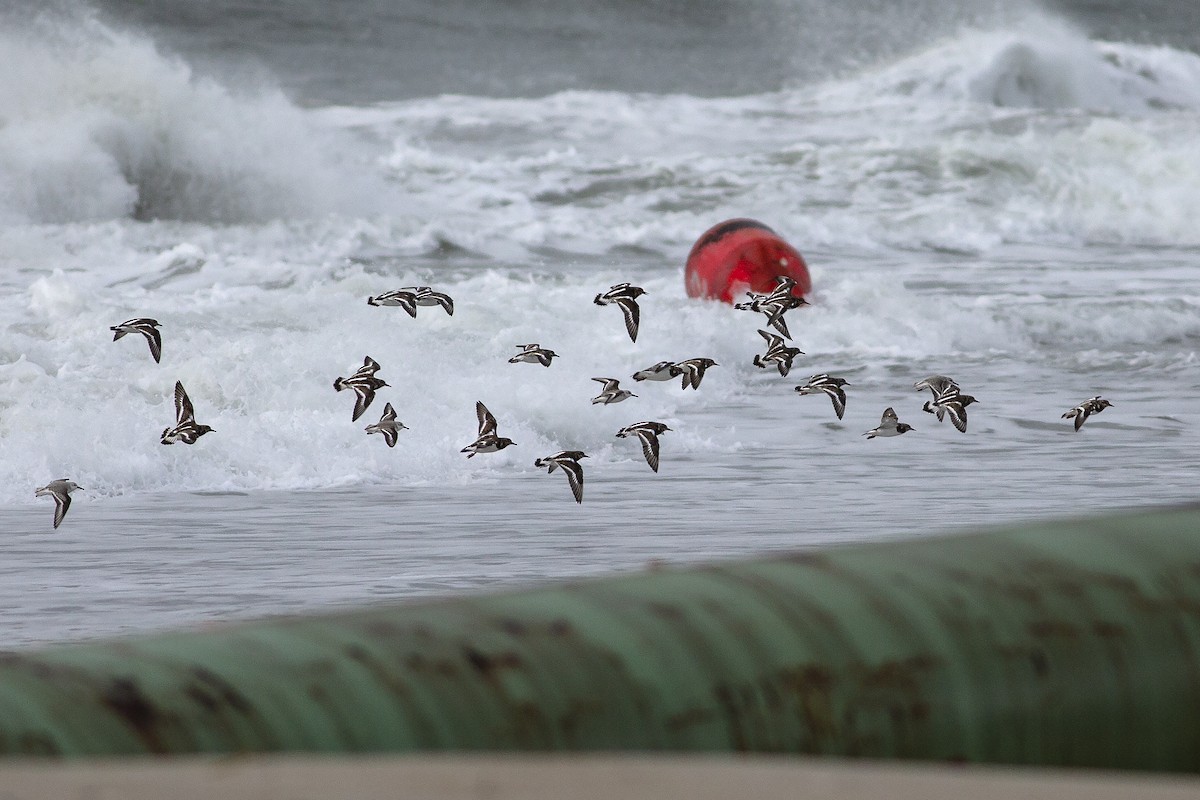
[1,505,1199,770]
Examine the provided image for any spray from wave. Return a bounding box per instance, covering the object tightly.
[0,5,386,225]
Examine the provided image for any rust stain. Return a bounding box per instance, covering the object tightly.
[190,667,253,714]
[1092,621,1128,639]
[102,677,167,753]
[463,647,522,676]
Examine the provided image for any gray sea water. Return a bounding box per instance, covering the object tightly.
[0,0,1198,648]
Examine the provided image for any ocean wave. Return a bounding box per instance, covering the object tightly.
[0,7,383,224]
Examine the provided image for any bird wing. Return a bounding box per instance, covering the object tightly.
[380,403,396,423]
[351,385,375,422]
[381,425,398,448]
[53,491,71,529]
[881,407,899,425]
[174,381,195,424]
[144,325,163,363]
[823,385,847,420]
[476,401,497,436]
[1074,407,1089,431]
[592,377,620,392]
[559,458,584,503]
[945,401,968,433]
[615,298,640,342]
[428,291,454,315]
[635,429,661,473]
[361,356,382,376]
[757,329,783,350]
[765,307,792,340]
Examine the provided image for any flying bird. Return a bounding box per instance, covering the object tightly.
[752,329,804,377]
[333,356,389,422]
[461,401,517,457]
[161,381,215,445]
[508,343,558,367]
[35,479,83,530]
[616,421,671,473]
[591,377,637,405]
[594,282,646,342]
[863,407,914,439]
[534,450,588,503]
[364,402,407,447]
[1062,396,1113,431]
[110,318,162,363]
[794,374,850,420]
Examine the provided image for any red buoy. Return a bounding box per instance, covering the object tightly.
[684,219,811,304]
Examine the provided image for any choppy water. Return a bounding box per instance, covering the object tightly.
[1,0,1198,648]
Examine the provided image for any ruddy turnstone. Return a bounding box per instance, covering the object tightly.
[591,377,637,405]
[509,343,558,367]
[734,277,808,339]
[110,318,162,364]
[534,450,588,503]
[914,375,960,402]
[461,401,516,457]
[735,295,793,339]
[632,361,679,382]
[674,357,718,390]
[35,479,83,530]
[1062,396,1113,431]
[161,381,215,445]
[616,421,671,473]
[366,288,420,317]
[364,402,407,447]
[924,389,979,433]
[752,329,804,377]
[593,282,645,342]
[794,374,850,420]
[333,356,389,422]
[863,407,914,439]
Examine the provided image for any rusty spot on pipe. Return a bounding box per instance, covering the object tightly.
[102,677,166,753]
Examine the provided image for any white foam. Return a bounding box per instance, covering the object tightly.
[0,8,386,224]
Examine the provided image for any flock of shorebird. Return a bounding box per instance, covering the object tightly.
[32,277,1113,528]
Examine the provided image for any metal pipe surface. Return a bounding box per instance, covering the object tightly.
[1,505,1198,770]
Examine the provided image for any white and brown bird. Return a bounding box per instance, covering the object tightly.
[794,374,850,420]
[35,479,83,530]
[1062,396,1113,431]
[594,282,646,342]
[734,277,808,339]
[534,450,588,503]
[334,356,389,422]
[366,288,420,317]
[616,421,671,473]
[161,381,215,445]
[364,402,407,447]
[632,361,679,382]
[508,343,558,367]
[110,318,162,363]
[752,329,804,377]
[914,375,960,401]
[924,389,979,433]
[591,377,637,405]
[863,407,914,439]
[461,401,517,457]
[674,357,718,390]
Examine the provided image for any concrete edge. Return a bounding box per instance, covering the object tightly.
[1,755,1199,800]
